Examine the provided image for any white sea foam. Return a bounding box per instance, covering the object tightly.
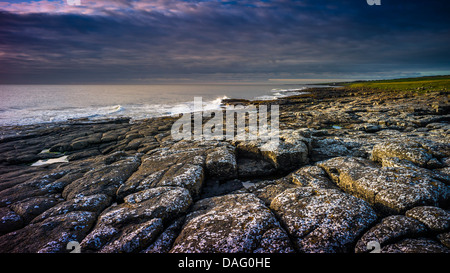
[255,88,310,100]
[271,87,308,93]
[253,95,277,100]
[0,95,255,125]
[0,84,333,126]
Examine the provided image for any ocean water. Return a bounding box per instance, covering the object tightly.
[0,84,320,126]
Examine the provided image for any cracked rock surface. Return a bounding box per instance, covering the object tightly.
[0,87,449,253]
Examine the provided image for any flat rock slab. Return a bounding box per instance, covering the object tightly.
[81,186,192,253]
[62,153,141,200]
[31,194,111,224]
[372,137,450,168]
[170,193,295,253]
[405,206,450,232]
[0,207,23,234]
[355,215,428,253]
[116,150,206,200]
[0,88,449,253]
[10,196,59,224]
[234,129,310,172]
[270,187,377,253]
[318,157,449,214]
[117,142,240,199]
[0,211,96,253]
[381,238,450,253]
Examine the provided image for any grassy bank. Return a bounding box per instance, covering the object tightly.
[343,75,450,93]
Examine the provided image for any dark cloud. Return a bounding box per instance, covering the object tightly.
[0,0,449,83]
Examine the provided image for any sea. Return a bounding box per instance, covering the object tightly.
[0,83,328,126]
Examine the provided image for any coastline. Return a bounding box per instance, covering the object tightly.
[0,83,321,127]
[0,83,449,253]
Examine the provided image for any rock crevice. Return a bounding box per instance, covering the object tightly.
[0,87,449,253]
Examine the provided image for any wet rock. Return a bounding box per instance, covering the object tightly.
[222,98,251,106]
[405,206,450,232]
[355,215,428,253]
[270,187,377,253]
[170,193,294,253]
[318,157,449,214]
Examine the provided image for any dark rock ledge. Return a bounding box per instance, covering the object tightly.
[0,88,449,253]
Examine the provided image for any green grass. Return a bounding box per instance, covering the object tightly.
[342,75,450,93]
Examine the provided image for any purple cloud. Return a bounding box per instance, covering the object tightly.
[0,0,449,83]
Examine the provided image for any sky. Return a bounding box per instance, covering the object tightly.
[0,0,449,84]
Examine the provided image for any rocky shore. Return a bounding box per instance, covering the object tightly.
[0,86,449,253]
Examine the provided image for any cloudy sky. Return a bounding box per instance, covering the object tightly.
[0,0,449,84]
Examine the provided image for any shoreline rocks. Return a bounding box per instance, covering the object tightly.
[0,87,449,253]
[270,187,377,253]
[170,193,295,253]
[318,156,448,214]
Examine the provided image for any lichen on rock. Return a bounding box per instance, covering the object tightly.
[170,193,295,253]
[270,187,377,253]
[0,85,449,253]
[318,156,449,214]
